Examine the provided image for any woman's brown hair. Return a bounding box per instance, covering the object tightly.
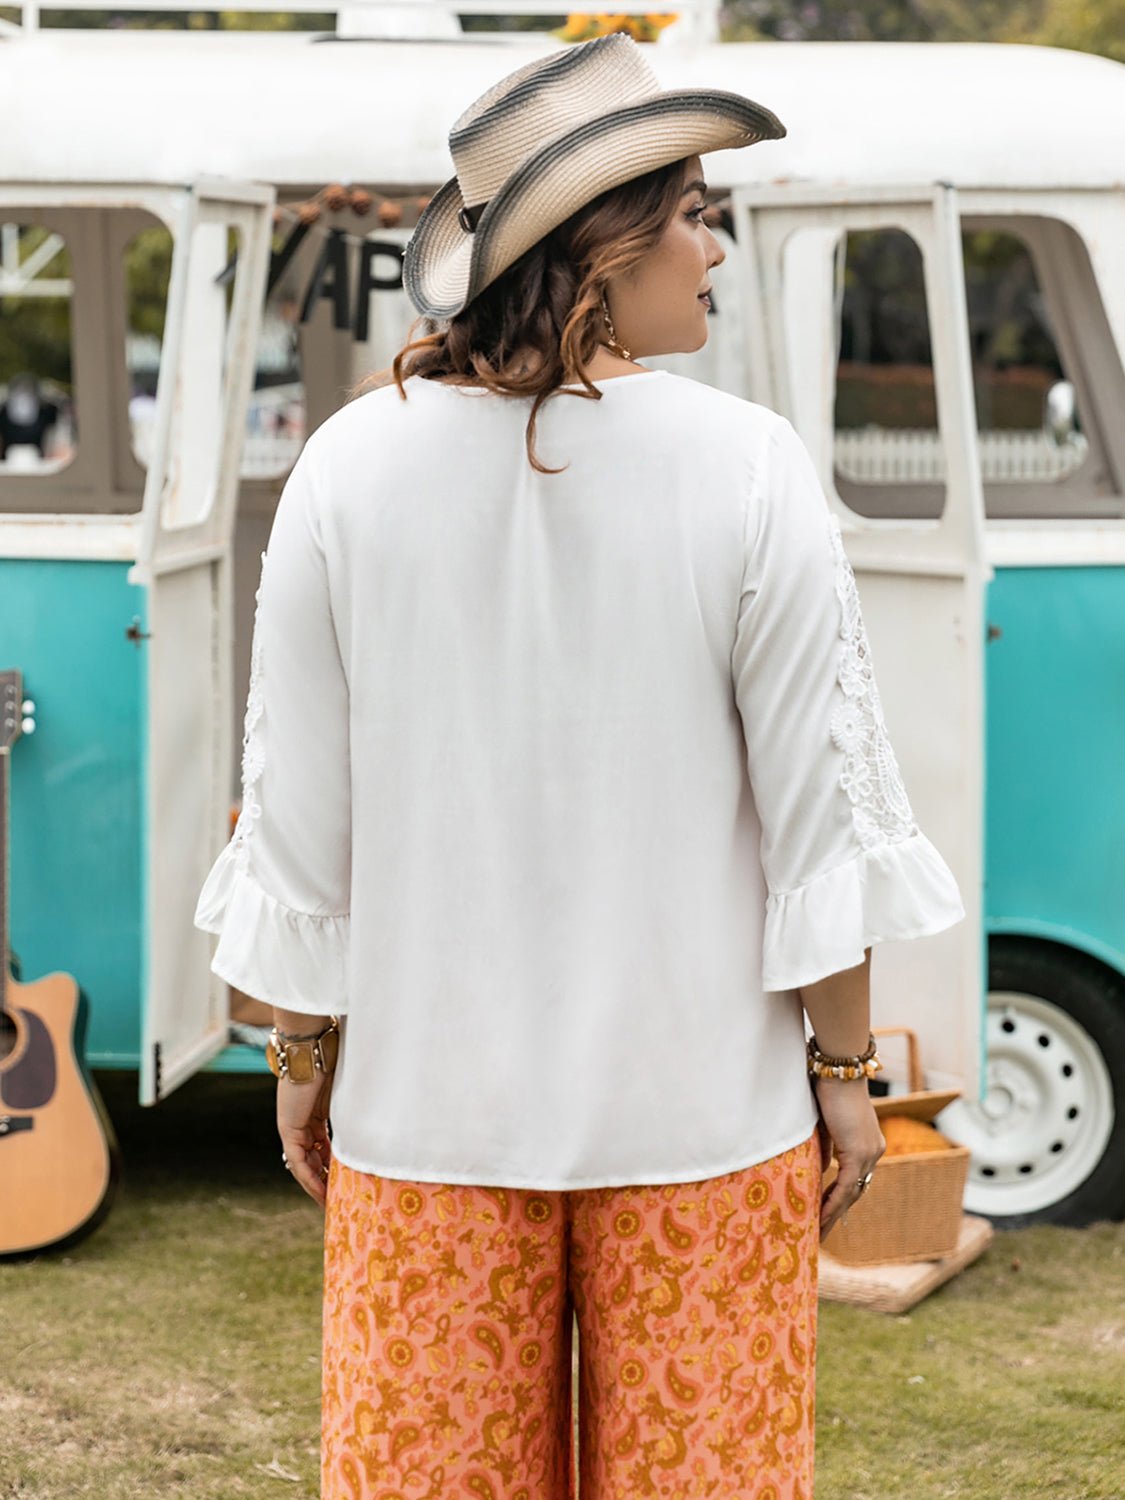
[353,158,689,474]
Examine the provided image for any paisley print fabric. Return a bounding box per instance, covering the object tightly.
[321,1131,820,1499]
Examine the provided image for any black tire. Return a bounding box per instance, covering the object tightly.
[937,938,1125,1228]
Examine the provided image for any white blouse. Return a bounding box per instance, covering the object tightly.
[195,368,964,1190]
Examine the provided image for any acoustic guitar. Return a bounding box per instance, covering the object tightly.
[1,668,121,1257]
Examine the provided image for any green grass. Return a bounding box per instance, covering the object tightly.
[2,1070,324,1499]
[816,1224,1125,1498]
[2,1071,1123,1498]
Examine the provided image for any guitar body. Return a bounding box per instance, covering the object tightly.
[0,969,121,1258]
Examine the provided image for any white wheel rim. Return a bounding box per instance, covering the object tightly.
[938,989,1115,1217]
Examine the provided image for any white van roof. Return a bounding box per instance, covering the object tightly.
[2,30,1122,192]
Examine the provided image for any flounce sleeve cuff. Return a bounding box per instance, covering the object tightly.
[762,830,965,993]
[194,843,350,1016]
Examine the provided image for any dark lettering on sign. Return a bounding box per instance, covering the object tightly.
[0,1007,56,1110]
[218,219,408,343]
[301,228,352,332]
[266,219,312,296]
[299,233,405,341]
[355,240,406,342]
[215,217,311,292]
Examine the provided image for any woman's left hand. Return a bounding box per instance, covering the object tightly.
[277,1074,334,1208]
[812,1075,885,1240]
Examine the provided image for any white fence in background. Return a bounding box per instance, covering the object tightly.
[834,427,1088,484]
[195,420,1094,486]
[0,414,1091,486]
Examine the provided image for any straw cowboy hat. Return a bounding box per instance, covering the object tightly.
[403,33,786,320]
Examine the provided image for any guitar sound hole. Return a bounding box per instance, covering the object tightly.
[0,1009,16,1063]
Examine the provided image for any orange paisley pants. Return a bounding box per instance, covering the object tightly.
[321,1131,821,1500]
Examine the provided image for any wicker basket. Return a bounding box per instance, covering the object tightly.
[821,1028,970,1267]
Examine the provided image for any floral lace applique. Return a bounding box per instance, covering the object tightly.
[231,550,268,872]
[826,516,916,850]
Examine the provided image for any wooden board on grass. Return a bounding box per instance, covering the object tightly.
[819,1214,994,1314]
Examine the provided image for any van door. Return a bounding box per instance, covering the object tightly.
[131,179,274,1103]
[732,183,989,1098]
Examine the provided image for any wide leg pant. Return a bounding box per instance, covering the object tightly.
[321,1131,820,1500]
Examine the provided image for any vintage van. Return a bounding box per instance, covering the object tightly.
[1,0,1123,1229]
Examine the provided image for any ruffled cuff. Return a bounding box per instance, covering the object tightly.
[194,843,350,1015]
[762,830,965,993]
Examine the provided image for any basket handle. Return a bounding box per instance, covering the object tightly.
[871,1027,924,1092]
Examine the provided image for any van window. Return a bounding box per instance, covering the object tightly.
[963,219,1114,520]
[831,227,945,521]
[0,223,75,474]
[125,221,306,482]
[162,219,242,529]
[252,217,306,480]
[125,224,171,468]
[830,219,1117,523]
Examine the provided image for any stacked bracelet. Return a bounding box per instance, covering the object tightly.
[806,1032,883,1082]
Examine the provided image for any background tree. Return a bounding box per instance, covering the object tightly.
[720,0,1125,56]
[1030,0,1125,62]
[0,231,72,388]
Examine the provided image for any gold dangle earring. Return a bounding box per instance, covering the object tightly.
[599,289,631,361]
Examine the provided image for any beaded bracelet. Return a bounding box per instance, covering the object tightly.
[806,1032,883,1082]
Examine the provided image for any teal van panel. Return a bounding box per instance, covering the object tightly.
[2,559,147,1064]
[986,565,1125,976]
[207,1046,270,1075]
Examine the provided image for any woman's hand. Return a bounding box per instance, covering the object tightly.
[813,1076,885,1240]
[277,1073,334,1208]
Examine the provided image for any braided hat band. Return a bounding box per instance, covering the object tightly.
[403,33,786,320]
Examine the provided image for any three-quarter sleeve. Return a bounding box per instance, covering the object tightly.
[194,441,351,1015]
[732,416,964,992]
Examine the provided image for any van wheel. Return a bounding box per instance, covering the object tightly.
[937,939,1125,1227]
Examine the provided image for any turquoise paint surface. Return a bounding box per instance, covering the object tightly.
[986,566,1125,978]
[2,560,146,1063]
[207,1047,270,1075]
[14,558,1115,1078]
[2,558,260,1079]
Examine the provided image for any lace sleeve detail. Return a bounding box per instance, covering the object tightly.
[231,550,268,874]
[733,420,966,989]
[826,515,917,850]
